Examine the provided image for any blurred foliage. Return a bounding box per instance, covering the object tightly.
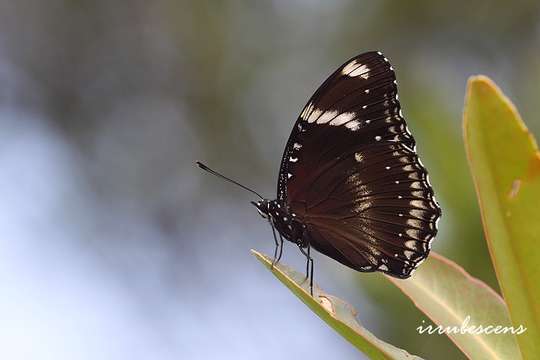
[388,252,520,359]
[464,76,540,358]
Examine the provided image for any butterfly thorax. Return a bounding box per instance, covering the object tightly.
[252,199,307,247]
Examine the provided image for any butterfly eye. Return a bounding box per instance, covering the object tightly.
[250,201,268,219]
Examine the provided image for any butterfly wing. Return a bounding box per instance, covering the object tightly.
[277,51,441,277]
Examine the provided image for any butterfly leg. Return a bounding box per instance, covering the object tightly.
[299,244,314,296]
[305,244,310,278]
[276,233,284,264]
[268,217,279,270]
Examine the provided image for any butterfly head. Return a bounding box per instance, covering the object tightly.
[251,200,271,219]
[252,199,307,246]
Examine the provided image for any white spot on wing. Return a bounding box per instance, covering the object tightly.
[289,157,298,163]
[345,120,361,131]
[404,250,415,259]
[316,110,338,124]
[293,142,302,150]
[342,60,370,79]
[300,102,313,121]
[375,136,382,141]
[307,108,323,123]
[402,143,415,153]
[405,240,417,249]
[329,112,356,126]
[350,64,370,78]
[425,173,433,186]
[342,60,359,75]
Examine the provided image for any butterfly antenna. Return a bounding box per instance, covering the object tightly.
[196,161,264,200]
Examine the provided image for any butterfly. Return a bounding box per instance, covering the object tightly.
[197,51,441,295]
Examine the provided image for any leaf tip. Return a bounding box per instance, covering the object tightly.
[463,74,526,147]
[465,75,501,110]
[251,248,270,267]
[467,74,496,89]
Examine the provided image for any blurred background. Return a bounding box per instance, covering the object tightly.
[1,1,539,359]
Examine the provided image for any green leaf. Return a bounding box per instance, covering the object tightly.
[463,75,540,358]
[387,252,521,359]
[251,250,423,360]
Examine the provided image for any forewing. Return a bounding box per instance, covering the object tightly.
[277,51,441,277]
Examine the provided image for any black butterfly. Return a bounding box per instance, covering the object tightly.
[198,51,441,295]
